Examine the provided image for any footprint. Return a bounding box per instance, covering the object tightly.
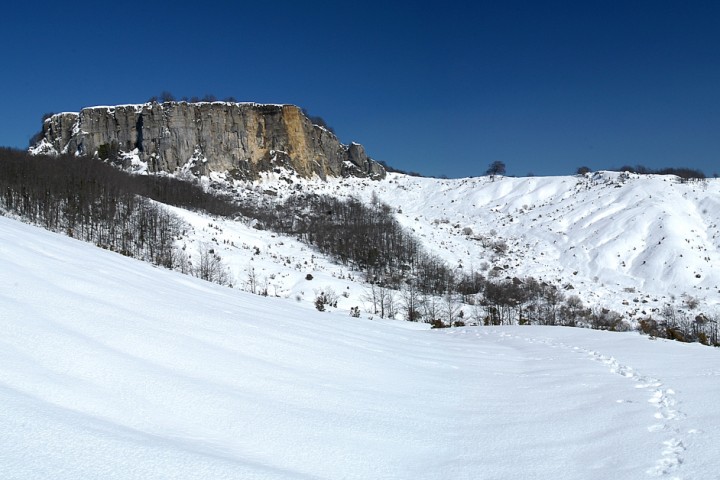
[611,364,635,377]
[646,439,685,476]
[647,438,685,477]
[636,382,662,389]
[662,438,685,455]
[654,411,678,420]
[648,390,664,404]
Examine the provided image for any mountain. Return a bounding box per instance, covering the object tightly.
[19,103,720,333]
[29,102,386,180]
[2,214,719,479]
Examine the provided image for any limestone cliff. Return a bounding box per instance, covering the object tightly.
[30,102,385,180]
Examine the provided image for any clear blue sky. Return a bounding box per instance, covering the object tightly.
[1,1,718,177]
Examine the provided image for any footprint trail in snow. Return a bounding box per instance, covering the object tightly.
[469,329,690,478]
[584,349,685,477]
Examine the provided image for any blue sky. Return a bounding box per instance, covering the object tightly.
[1,1,718,177]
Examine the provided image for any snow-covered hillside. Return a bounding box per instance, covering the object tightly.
[2,215,720,479]
[189,170,720,320]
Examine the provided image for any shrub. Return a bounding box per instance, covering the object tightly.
[638,318,662,337]
[314,290,337,311]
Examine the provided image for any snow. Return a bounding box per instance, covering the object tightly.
[27,138,56,156]
[2,215,719,479]
[28,102,720,325]
[219,171,720,318]
[15,156,715,322]
[75,102,292,112]
[119,149,149,174]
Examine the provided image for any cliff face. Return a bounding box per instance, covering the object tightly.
[30,102,385,180]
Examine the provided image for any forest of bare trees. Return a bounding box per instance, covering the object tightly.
[0,148,238,270]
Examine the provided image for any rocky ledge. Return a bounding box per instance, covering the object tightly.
[30,102,385,180]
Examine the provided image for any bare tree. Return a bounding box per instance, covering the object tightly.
[193,243,231,286]
[470,293,486,325]
[443,293,462,326]
[245,266,259,294]
[362,283,381,315]
[175,248,191,274]
[361,282,396,318]
[560,295,588,327]
[421,294,441,325]
[400,282,423,321]
[383,289,398,319]
[160,91,176,102]
[486,161,506,177]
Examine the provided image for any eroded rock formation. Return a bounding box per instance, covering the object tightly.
[30,102,385,180]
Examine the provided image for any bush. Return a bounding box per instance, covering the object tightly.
[638,318,663,337]
[314,290,337,311]
[589,309,625,331]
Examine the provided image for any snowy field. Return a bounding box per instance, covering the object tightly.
[1,215,719,479]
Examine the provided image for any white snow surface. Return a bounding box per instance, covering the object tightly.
[210,170,720,318]
[2,215,719,479]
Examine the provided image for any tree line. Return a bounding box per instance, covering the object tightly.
[575,164,707,180]
[236,191,640,331]
[240,187,717,345]
[0,148,238,269]
[2,147,716,346]
[613,164,706,180]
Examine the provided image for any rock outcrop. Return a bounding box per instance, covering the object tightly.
[30,102,385,180]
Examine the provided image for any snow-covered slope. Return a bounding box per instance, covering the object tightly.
[2,215,719,479]
[197,170,720,319]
